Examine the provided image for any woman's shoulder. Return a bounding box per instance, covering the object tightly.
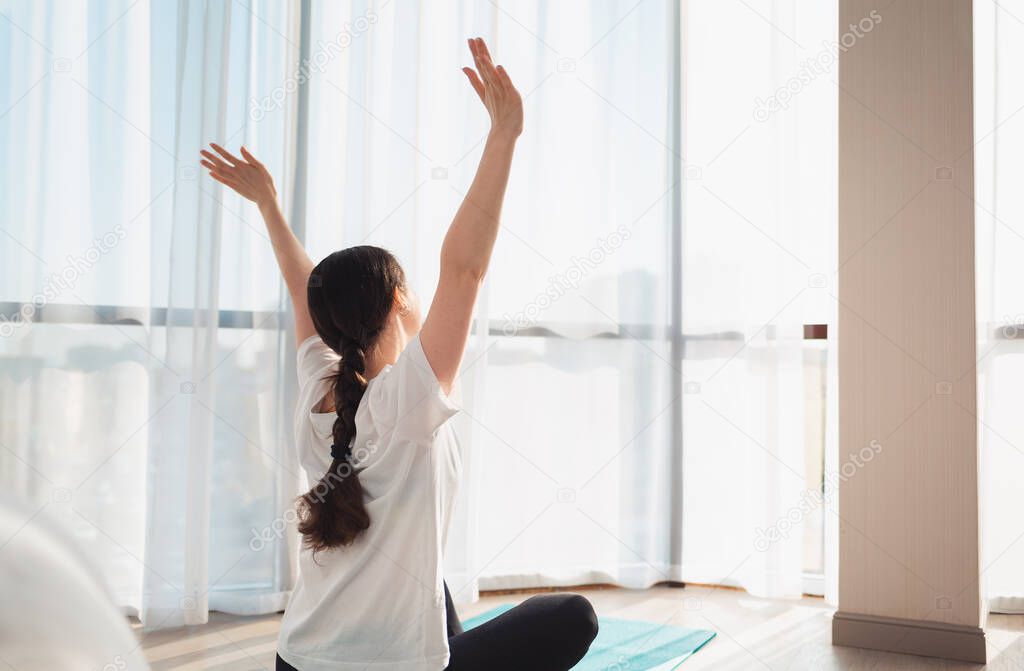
[363,335,460,437]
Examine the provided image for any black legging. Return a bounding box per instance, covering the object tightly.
[277,582,598,671]
[444,582,597,670]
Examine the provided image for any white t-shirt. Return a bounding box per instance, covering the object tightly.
[278,334,461,671]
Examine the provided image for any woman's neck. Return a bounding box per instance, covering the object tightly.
[365,316,410,380]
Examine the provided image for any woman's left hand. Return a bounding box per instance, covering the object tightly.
[462,37,523,141]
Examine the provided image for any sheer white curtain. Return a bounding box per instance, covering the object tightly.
[141,0,306,627]
[1,0,840,636]
[299,1,678,600]
[299,0,684,598]
[676,1,837,598]
[298,0,837,600]
[974,0,1024,615]
[1,0,152,613]
[0,0,304,629]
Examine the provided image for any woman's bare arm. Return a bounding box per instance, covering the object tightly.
[419,38,523,393]
[200,144,317,344]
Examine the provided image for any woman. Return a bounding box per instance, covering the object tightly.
[201,38,597,671]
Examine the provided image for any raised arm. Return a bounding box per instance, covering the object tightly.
[419,38,523,393]
[200,144,317,344]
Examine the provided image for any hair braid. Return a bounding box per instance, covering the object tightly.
[332,337,368,459]
[296,245,407,555]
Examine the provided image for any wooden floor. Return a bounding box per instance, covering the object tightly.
[136,586,1024,670]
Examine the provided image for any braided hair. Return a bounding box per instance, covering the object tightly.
[297,246,407,554]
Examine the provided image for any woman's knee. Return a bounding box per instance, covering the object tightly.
[556,594,598,644]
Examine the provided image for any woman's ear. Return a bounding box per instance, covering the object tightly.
[394,287,410,317]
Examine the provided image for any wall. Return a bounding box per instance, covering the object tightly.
[835,0,984,663]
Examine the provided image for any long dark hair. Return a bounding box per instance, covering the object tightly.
[296,245,407,554]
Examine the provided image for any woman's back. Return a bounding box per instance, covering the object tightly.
[278,335,461,671]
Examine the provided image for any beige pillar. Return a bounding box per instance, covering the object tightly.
[834,0,985,663]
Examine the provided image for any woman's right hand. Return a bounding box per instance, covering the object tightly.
[200,144,278,209]
[201,142,316,343]
[462,37,523,141]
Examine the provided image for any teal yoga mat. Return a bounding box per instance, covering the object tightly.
[461,605,716,670]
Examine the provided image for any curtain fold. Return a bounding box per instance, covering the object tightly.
[141,0,232,629]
